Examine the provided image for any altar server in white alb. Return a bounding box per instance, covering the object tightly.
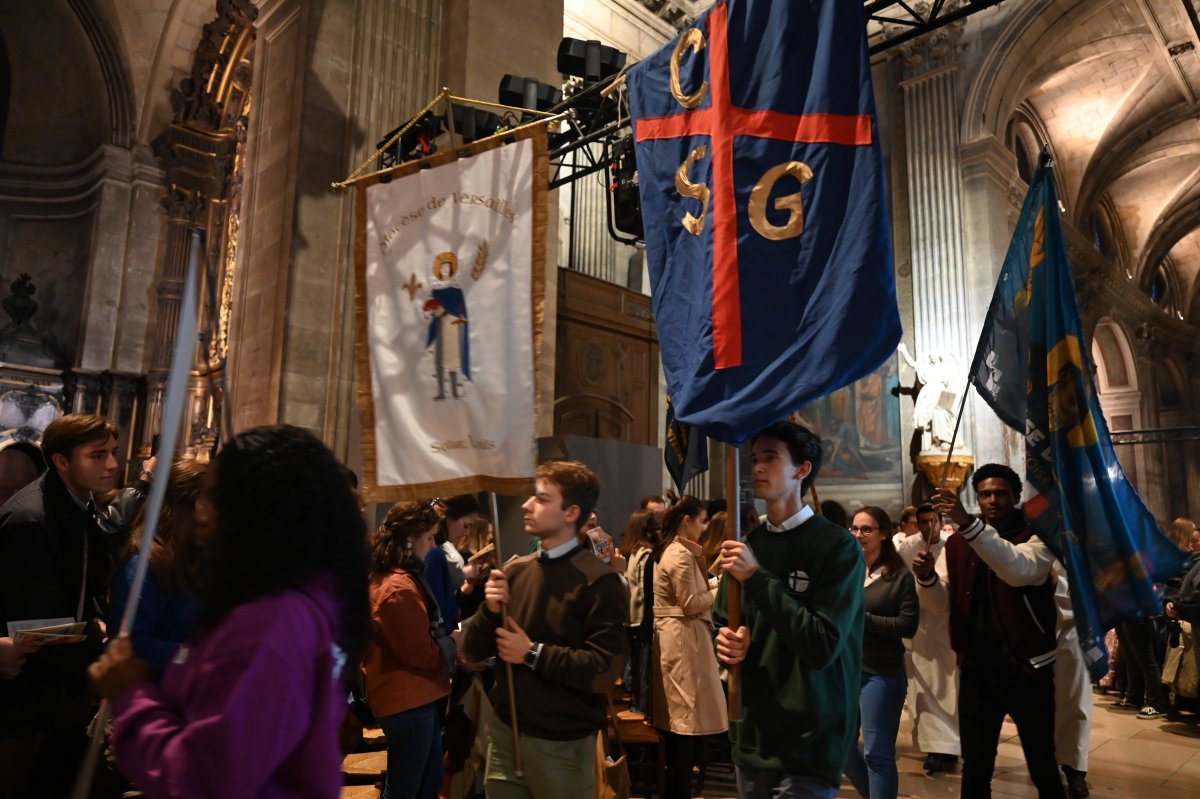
[897,503,959,775]
[1053,565,1093,798]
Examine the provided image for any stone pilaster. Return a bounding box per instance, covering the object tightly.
[898,24,977,479]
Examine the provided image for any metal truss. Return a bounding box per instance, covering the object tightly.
[1110,426,1200,446]
[548,0,1018,192]
[866,0,1011,54]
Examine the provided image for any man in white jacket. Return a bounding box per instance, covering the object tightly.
[913,464,1064,799]
[897,503,960,775]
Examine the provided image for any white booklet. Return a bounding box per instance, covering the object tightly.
[6,617,88,646]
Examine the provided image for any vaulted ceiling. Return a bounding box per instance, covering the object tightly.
[969,0,1200,323]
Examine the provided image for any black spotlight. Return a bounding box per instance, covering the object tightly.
[498,75,563,121]
[376,110,444,170]
[609,134,643,240]
[447,104,505,144]
[557,38,627,84]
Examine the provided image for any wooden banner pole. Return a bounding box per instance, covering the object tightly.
[489,492,524,776]
[725,444,743,722]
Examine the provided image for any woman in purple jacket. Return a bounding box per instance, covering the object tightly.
[90,425,371,799]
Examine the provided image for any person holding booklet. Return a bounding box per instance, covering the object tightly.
[0,414,131,798]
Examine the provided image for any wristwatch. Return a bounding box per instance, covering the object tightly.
[523,642,543,669]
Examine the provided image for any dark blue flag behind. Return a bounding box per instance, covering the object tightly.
[969,158,1188,679]
[665,395,709,494]
[627,0,900,444]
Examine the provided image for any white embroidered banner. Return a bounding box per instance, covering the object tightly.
[356,132,545,500]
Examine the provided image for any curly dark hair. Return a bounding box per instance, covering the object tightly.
[971,463,1022,495]
[196,425,371,664]
[371,501,443,576]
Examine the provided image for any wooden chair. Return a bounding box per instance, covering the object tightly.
[612,709,667,799]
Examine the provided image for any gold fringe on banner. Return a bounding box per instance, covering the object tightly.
[353,121,551,503]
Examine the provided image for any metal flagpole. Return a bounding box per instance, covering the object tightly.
[489,492,524,776]
[724,444,742,722]
[70,230,204,799]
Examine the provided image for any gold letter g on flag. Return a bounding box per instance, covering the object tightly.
[749,161,813,241]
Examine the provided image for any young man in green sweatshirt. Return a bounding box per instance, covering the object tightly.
[715,421,865,799]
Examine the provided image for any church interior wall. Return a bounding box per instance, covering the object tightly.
[901,0,1200,521]
[0,0,1195,522]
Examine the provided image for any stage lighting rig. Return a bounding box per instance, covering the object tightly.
[557,38,627,84]
[608,134,642,241]
[376,109,445,171]
[447,103,506,144]
[498,75,563,122]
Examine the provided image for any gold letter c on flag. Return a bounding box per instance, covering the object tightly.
[675,145,710,235]
[749,161,813,241]
[670,28,708,109]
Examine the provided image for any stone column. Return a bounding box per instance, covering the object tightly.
[897,27,977,483]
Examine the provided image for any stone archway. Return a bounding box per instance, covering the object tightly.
[1090,317,1154,498]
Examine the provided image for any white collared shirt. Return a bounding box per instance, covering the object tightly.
[538,537,581,559]
[764,504,815,533]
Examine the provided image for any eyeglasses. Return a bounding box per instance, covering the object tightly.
[848,525,878,534]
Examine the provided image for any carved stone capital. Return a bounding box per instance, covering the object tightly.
[161,188,207,225]
[894,1,968,79]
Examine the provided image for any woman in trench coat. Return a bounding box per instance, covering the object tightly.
[652,495,729,799]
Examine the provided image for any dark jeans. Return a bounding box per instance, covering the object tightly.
[663,731,696,799]
[378,701,444,799]
[1118,618,1164,709]
[958,662,1064,799]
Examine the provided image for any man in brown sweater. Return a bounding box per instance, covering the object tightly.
[461,460,628,798]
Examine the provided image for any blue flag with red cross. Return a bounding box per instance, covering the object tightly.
[627,0,900,444]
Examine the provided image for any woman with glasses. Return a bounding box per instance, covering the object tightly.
[843,506,919,799]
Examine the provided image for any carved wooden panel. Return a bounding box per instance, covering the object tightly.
[554,269,659,446]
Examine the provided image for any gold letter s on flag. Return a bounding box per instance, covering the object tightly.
[675,145,710,235]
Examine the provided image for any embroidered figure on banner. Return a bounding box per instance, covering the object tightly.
[412,242,488,400]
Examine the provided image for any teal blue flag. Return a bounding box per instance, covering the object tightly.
[969,156,1188,679]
